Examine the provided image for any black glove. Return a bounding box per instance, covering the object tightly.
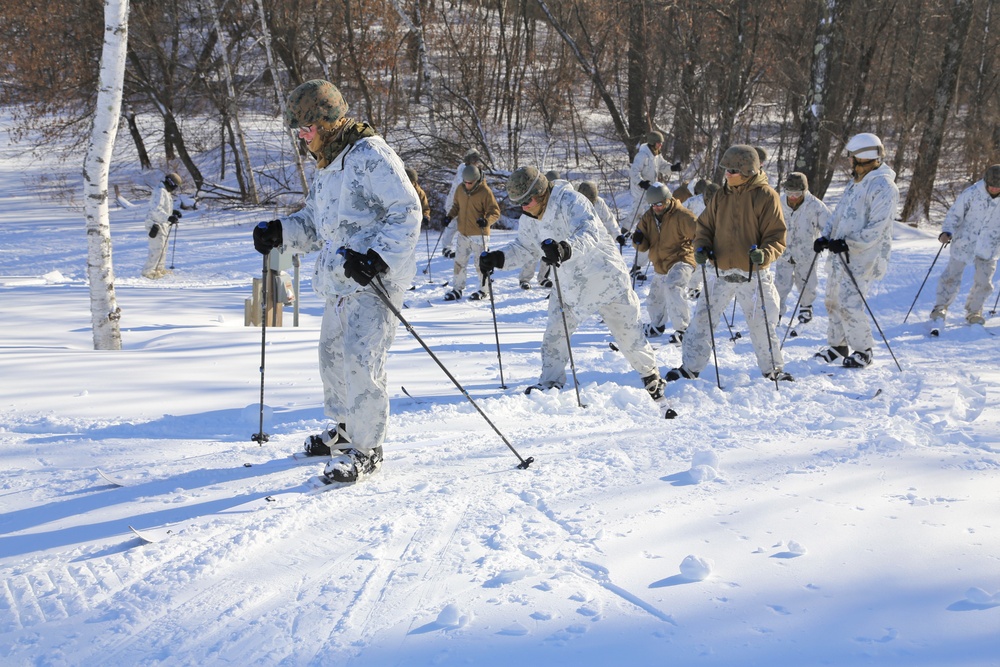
[476,217,488,229]
[253,220,283,255]
[541,239,572,266]
[670,162,682,172]
[828,238,849,254]
[340,247,389,287]
[638,180,651,190]
[479,250,505,275]
[632,229,645,245]
[421,216,430,227]
[813,236,829,253]
[148,225,159,239]
[694,246,714,265]
[616,234,628,246]
[172,209,182,219]
[167,215,178,225]
[442,248,456,259]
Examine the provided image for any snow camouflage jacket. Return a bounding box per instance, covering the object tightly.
[591,195,620,241]
[779,192,831,266]
[280,135,421,299]
[500,181,633,313]
[629,144,669,201]
[942,180,1000,263]
[822,163,898,282]
[695,171,786,272]
[143,182,173,232]
[635,198,697,274]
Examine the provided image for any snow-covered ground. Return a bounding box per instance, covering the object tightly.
[1,118,999,667]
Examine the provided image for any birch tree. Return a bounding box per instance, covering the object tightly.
[82,0,129,351]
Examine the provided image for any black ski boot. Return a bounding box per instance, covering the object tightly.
[665,366,698,382]
[843,348,873,368]
[814,345,849,362]
[322,446,384,484]
[304,423,349,457]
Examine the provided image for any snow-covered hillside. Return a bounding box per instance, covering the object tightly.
[1,120,999,667]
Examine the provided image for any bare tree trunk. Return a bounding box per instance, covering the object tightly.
[124,106,151,170]
[83,0,128,351]
[794,0,838,196]
[901,0,975,223]
[203,0,259,204]
[626,0,648,145]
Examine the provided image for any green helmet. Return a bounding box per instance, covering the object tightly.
[646,130,665,145]
[544,170,561,181]
[284,80,349,129]
[462,164,481,182]
[783,172,808,192]
[693,178,708,196]
[644,182,670,206]
[404,167,418,184]
[507,166,548,205]
[985,165,1000,188]
[720,145,760,177]
[577,181,598,204]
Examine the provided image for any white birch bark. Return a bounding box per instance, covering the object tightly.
[82,0,129,351]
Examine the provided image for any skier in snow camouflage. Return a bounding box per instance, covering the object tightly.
[632,182,697,342]
[253,79,420,483]
[576,181,622,242]
[142,172,182,279]
[775,172,830,323]
[930,165,1000,326]
[814,133,899,368]
[667,144,789,383]
[479,166,666,402]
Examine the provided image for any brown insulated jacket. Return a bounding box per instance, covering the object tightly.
[448,179,500,237]
[634,198,697,274]
[695,172,786,272]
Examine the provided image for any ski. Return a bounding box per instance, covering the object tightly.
[130,523,182,544]
[97,468,130,487]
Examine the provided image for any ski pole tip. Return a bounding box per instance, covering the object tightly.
[517,456,535,470]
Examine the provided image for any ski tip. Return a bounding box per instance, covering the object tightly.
[664,408,678,419]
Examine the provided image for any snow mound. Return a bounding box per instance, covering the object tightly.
[679,554,713,581]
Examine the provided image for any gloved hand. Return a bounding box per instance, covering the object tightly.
[253,220,283,255]
[749,247,765,265]
[541,239,572,266]
[479,250,505,275]
[442,247,456,259]
[168,215,178,225]
[638,180,651,190]
[813,236,829,253]
[172,209,182,219]
[828,238,849,254]
[694,246,714,265]
[938,232,952,244]
[421,216,430,227]
[670,162,682,172]
[340,247,389,287]
[616,234,628,246]
[476,217,488,229]
[148,225,160,239]
[632,229,645,245]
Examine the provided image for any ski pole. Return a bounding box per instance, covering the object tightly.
[750,246,780,391]
[700,260,723,390]
[780,252,820,348]
[902,241,947,323]
[423,226,444,276]
[836,253,902,371]
[720,296,740,341]
[424,225,432,282]
[251,247,270,444]
[169,222,179,269]
[479,225,507,389]
[371,275,533,469]
[546,256,585,409]
[992,282,1000,316]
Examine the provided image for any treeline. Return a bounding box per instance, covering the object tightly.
[2,0,998,222]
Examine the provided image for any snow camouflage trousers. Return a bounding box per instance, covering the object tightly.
[825,255,877,353]
[319,288,401,455]
[538,282,657,387]
[774,255,818,316]
[683,268,784,375]
[452,233,487,293]
[143,224,169,277]
[934,255,998,318]
[646,262,694,331]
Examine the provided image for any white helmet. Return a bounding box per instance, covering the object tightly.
[845,133,884,161]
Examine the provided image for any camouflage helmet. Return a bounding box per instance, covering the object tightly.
[784,172,809,192]
[544,169,561,181]
[693,178,708,196]
[404,167,418,184]
[464,149,482,165]
[646,130,665,146]
[164,172,182,190]
[984,165,1000,188]
[704,182,721,205]
[720,144,760,177]
[755,146,768,164]
[673,181,692,203]
[577,181,599,204]
[507,166,548,205]
[284,80,349,129]
[645,182,671,206]
[462,164,481,182]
